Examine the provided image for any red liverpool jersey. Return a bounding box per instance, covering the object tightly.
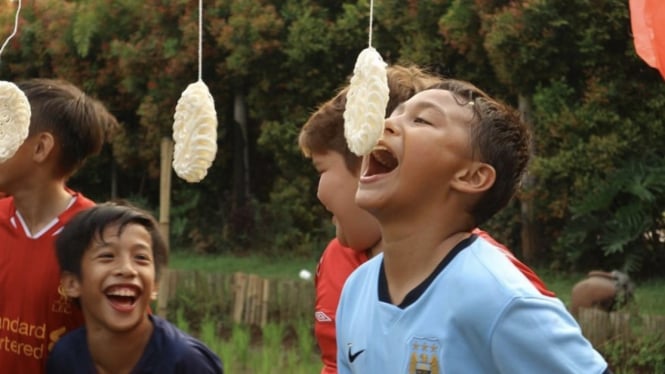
[0,193,92,373]
[314,239,369,374]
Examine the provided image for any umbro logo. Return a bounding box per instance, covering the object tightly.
[315,311,332,322]
[348,345,365,363]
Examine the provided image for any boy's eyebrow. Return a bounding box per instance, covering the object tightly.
[390,102,406,116]
[91,237,111,249]
[406,100,449,118]
[90,242,153,254]
[390,98,448,118]
[90,232,153,251]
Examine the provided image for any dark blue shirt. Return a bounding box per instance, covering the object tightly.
[46,315,223,373]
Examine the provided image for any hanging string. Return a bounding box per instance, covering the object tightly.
[0,0,23,62]
[198,0,203,82]
[368,0,374,47]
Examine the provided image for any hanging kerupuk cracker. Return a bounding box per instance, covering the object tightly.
[0,81,30,163]
[0,1,30,164]
[171,0,218,183]
[172,80,218,183]
[343,0,389,156]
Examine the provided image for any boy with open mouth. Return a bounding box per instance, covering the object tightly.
[336,79,610,373]
[48,202,223,373]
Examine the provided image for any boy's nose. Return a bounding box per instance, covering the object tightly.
[115,259,138,277]
[383,116,399,135]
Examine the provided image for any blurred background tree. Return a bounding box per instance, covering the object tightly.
[1,0,663,277]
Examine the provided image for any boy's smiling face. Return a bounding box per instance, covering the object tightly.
[62,222,157,333]
[357,88,480,219]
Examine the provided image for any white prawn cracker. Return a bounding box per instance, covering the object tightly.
[0,81,31,163]
[172,80,218,183]
[343,47,389,156]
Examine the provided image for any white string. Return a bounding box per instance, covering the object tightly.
[368,0,374,47]
[0,0,22,62]
[198,0,203,82]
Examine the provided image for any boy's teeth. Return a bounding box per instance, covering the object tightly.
[107,287,137,297]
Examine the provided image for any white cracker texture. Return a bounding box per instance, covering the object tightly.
[0,81,31,163]
[172,81,218,183]
[343,47,389,156]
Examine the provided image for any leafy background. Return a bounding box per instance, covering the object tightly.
[1,0,664,278]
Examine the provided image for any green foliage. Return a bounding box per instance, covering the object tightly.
[295,317,315,363]
[2,0,665,277]
[213,0,284,76]
[166,264,665,372]
[254,323,284,372]
[601,334,665,374]
[483,1,576,93]
[556,161,665,274]
[530,61,665,275]
[174,307,190,332]
[219,324,251,373]
[71,4,98,57]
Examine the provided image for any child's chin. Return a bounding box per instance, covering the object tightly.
[354,193,384,214]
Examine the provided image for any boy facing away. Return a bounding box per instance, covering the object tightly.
[48,202,223,373]
[0,78,118,373]
[336,80,610,373]
[299,67,554,374]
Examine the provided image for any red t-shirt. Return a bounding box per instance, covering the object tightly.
[0,193,91,373]
[314,239,368,374]
[314,231,554,374]
[472,228,555,297]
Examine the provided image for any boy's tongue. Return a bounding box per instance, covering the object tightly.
[108,295,136,312]
[106,286,138,312]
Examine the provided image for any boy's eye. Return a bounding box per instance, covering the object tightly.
[414,117,431,125]
[97,252,114,259]
[135,253,152,262]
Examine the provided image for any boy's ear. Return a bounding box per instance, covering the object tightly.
[451,162,495,194]
[32,132,55,163]
[60,272,82,299]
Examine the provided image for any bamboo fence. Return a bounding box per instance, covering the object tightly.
[157,270,314,326]
[157,270,665,348]
[577,307,665,347]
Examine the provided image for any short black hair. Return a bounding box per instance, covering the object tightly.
[427,79,531,226]
[55,201,168,281]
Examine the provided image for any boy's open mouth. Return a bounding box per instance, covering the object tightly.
[366,145,398,177]
[105,285,140,307]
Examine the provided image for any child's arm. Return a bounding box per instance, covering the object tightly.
[490,296,610,373]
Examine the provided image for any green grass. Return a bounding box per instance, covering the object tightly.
[533,268,583,306]
[169,251,318,280]
[169,253,665,314]
[168,254,665,373]
[176,313,321,374]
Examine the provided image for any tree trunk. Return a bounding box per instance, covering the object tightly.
[233,92,250,210]
[518,94,541,265]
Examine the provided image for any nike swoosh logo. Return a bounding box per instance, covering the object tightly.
[348,346,365,363]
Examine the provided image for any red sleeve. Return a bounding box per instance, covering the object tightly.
[0,194,89,373]
[314,239,369,374]
[472,228,556,297]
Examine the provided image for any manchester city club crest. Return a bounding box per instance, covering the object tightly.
[407,337,441,374]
